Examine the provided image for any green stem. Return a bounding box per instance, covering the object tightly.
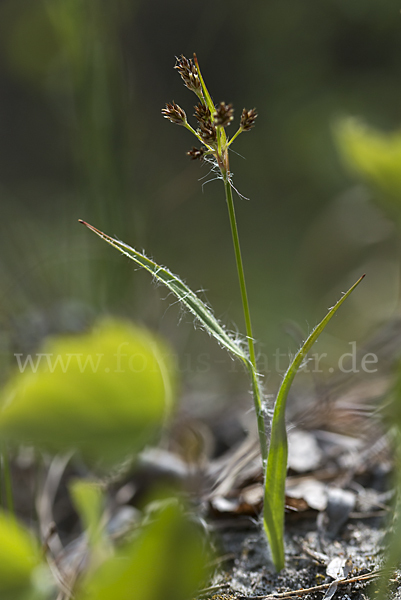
[183,122,214,151]
[223,176,267,462]
[227,127,242,148]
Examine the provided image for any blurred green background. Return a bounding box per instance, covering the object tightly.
[0,0,400,398]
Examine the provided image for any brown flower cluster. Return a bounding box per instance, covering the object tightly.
[174,55,202,95]
[186,147,205,160]
[214,102,234,128]
[161,101,187,125]
[162,54,257,164]
[194,102,211,124]
[240,108,258,131]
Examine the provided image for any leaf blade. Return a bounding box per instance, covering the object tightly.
[263,275,365,571]
[79,221,248,365]
[80,221,268,461]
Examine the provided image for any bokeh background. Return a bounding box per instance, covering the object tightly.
[0,0,400,405]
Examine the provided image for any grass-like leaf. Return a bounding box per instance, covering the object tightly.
[79,221,269,461]
[263,274,365,571]
[79,221,248,363]
[193,54,215,118]
[193,54,227,151]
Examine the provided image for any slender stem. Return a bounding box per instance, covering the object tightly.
[227,127,242,148]
[223,175,267,461]
[183,122,214,152]
[224,177,257,366]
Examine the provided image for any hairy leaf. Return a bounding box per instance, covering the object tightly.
[79,221,248,364]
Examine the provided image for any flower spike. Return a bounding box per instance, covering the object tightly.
[174,55,202,96]
[240,108,258,131]
[214,102,234,128]
[194,102,211,125]
[161,102,187,125]
[163,55,257,171]
[187,147,205,160]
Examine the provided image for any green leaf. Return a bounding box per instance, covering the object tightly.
[263,275,365,571]
[70,480,104,545]
[0,512,41,599]
[0,319,175,465]
[335,118,401,219]
[193,54,227,152]
[79,221,249,366]
[376,373,401,597]
[79,221,268,461]
[76,498,209,600]
[193,53,215,117]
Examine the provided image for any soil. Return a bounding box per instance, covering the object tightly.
[201,515,395,600]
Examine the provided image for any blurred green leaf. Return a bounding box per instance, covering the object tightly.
[375,374,401,599]
[0,0,60,85]
[76,499,209,600]
[335,118,401,220]
[0,511,42,599]
[70,480,105,545]
[373,362,401,597]
[0,319,175,465]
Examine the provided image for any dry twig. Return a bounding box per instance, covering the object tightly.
[237,570,384,599]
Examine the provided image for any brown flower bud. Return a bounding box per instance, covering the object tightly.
[214,102,234,127]
[174,55,202,94]
[240,108,258,131]
[187,146,205,160]
[194,102,211,125]
[161,101,187,125]
[198,121,217,143]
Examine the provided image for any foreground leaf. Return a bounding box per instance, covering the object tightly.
[263,275,365,571]
[0,319,175,465]
[70,480,105,547]
[0,512,42,599]
[77,498,209,600]
[376,373,401,597]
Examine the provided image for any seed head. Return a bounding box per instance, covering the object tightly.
[175,55,202,95]
[187,146,205,160]
[240,108,258,131]
[194,102,211,125]
[214,102,234,127]
[161,101,187,125]
[198,121,217,143]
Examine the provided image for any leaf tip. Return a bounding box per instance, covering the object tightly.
[78,220,103,236]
